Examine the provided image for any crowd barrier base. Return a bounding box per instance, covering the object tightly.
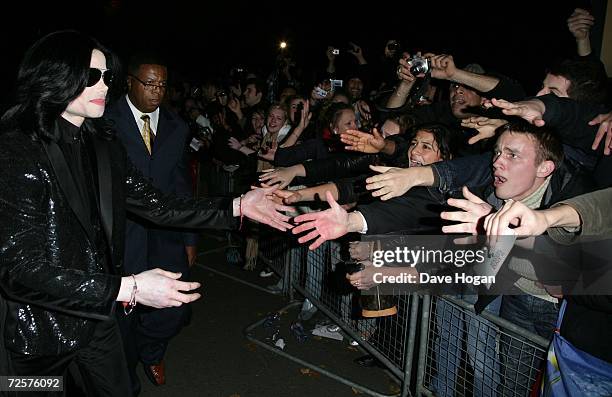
[243,299,405,397]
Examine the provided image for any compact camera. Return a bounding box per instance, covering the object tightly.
[332,48,340,55]
[330,79,343,89]
[409,56,431,75]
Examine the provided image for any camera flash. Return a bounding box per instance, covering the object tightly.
[279,41,287,49]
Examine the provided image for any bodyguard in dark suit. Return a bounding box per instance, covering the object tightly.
[104,54,198,390]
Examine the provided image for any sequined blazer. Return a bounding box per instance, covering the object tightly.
[0,127,237,355]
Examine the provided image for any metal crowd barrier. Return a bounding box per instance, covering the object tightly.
[416,295,550,397]
[245,232,552,397]
[199,162,237,197]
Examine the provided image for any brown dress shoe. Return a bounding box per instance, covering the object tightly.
[143,361,166,386]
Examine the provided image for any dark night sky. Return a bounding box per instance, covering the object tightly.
[1,0,600,101]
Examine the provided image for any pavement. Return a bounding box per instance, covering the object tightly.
[138,231,402,397]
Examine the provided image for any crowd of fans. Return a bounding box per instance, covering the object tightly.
[154,7,611,396]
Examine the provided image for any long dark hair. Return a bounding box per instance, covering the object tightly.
[0,30,120,141]
[407,122,456,161]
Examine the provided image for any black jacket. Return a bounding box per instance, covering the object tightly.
[0,125,236,355]
[105,98,198,276]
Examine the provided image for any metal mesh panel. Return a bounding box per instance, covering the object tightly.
[258,228,295,277]
[201,163,236,196]
[293,239,414,374]
[421,295,548,397]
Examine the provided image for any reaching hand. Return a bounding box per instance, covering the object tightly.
[484,199,547,237]
[487,98,546,127]
[258,141,277,162]
[349,241,373,261]
[227,96,241,115]
[346,261,378,290]
[228,136,242,151]
[365,165,419,200]
[348,42,366,63]
[297,100,312,131]
[590,111,612,155]
[134,268,201,308]
[396,58,418,83]
[241,187,294,231]
[428,53,458,80]
[259,166,299,189]
[440,186,493,234]
[567,8,594,41]
[461,117,508,145]
[354,100,371,123]
[340,128,385,153]
[292,191,349,250]
[272,188,303,204]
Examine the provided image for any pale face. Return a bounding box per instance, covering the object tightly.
[251,112,265,133]
[332,109,357,135]
[449,83,482,119]
[62,49,109,126]
[381,119,401,138]
[408,130,442,167]
[243,83,262,107]
[536,73,571,98]
[266,108,287,134]
[492,131,553,201]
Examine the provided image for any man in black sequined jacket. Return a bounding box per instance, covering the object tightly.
[0,31,292,396]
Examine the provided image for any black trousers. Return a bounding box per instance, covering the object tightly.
[116,304,190,395]
[7,319,131,397]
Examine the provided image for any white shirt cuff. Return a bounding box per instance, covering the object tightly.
[354,211,368,234]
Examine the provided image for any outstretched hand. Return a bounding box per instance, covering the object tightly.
[228,136,242,151]
[485,98,545,127]
[461,116,508,145]
[365,165,421,201]
[292,191,349,250]
[428,53,458,81]
[484,199,550,236]
[258,141,277,162]
[440,186,493,235]
[590,111,612,155]
[259,166,298,189]
[241,186,295,231]
[134,268,201,308]
[340,128,385,153]
[567,8,594,41]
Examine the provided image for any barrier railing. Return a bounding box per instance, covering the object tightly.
[245,231,552,397]
[416,294,550,397]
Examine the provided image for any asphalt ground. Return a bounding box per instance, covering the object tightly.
[139,230,402,397]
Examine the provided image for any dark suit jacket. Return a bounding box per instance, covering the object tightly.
[105,97,198,275]
[0,121,236,356]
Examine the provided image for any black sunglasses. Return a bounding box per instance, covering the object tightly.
[87,68,113,87]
